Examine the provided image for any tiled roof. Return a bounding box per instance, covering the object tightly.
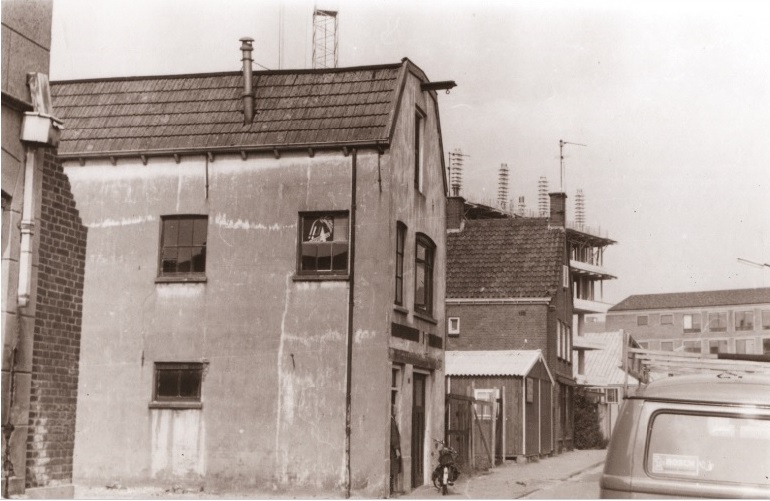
[50,62,406,156]
[447,218,564,299]
[445,350,548,378]
[609,287,770,312]
[574,331,639,386]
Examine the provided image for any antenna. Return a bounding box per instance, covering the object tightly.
[737,258,770,268]
[559,139,586,192]
[312,8,338,69]
[498,163,509,209]
[448,149,469,196]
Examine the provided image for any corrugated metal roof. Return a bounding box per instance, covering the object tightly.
[445,350,544,377]
[574,331,638,386]
[447,218,564,299]
[609,287,770,312]
[50,63,407,156]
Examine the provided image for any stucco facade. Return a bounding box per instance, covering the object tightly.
[53,60,449,496]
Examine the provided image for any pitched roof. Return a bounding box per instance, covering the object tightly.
[609,287,770,312]
[445,350,551,380]
[574,331,639,387]
[447,218,564,299]
[50,62,409,157]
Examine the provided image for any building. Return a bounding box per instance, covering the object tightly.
[2,0,87,497]
[445,193,576,454]
[50,44,455,496]
[606,288,770,355]
[573,331,639,440]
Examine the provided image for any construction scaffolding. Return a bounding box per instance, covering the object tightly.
[312,9,338,69]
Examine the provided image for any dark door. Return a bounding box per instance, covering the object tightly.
[412,373,427,487]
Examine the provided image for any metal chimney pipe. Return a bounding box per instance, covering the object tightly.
[240,37,255,125]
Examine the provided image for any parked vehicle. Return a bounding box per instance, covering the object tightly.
[600,372,770,498]
[431,439,460,495]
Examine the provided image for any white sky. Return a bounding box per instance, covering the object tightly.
[50,0,770,304]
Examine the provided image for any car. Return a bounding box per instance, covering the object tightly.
[600,372,770,498]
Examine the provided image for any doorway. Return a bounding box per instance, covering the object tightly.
[411,373,426,487]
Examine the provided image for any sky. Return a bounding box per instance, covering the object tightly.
[49,0,770,305]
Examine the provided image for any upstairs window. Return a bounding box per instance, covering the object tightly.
[414,234,435,315]
[298,212,349,275]
[683,313,701,333]
[414,109,425,191]
[763,310,770,330]
[735,311,754,331]
[708,312,727,332]
[637,315,648,326]
[660,314,673,325]
[159,216,207,277]
[395,222,406,305]
[154,362,203,402]
[448,317,460,336]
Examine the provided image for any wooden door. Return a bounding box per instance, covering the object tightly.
[411,373,426,487]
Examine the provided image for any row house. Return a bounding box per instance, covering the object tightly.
[50,40,455,497]
[445,193,576,456]
[606,288,770,356]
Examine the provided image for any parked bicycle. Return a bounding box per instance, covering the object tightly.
[431,438,460,495]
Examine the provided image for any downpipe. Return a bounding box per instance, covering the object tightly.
[344,149,357,498]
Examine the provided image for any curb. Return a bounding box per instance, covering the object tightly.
[514,459,606,499]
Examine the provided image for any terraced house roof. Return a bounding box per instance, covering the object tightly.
[50,61,412,157]
[446,218,565,299]
[609,287,770,312]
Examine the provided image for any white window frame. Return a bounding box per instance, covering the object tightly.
[605,388,619,404]
[735,338,755,354]
[447,317,460,336]
[473,388,499,420]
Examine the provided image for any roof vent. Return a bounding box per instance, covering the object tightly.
[240,37,255,125]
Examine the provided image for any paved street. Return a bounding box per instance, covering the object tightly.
[405,448,606,499]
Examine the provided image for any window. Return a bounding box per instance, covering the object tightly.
[683,340,702,353]
[414,110,424,190]
[683,313,701,333]
[414,234,435,314]
[735,311,754,331]
[474,389,499,420]
[154,362,203,402]
[159,216,207,277]
[448,317,460,336]
[298,212,349,275]
[637,315,648,326]
[708,339,729,354]
[660,314,673,325]
[557,323,563,359]
[605,388,619,404]
[708,312,727,332]
[764,338,770,355]
[736,339,755,354]
[660,341,674,352]
[562,265,570,289]
[395,222,406,305]
[762,310,770,330]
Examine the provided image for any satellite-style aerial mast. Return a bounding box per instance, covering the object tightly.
[559,139,586,192]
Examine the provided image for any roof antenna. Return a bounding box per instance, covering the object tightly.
[559,139,586,192]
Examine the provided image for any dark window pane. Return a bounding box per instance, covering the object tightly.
[317,244,332,271]
[157,370,179,398]
[192,246,206,272]
[163,219,179,246]
[331,243,348,271]
[179,370,201,398]
[301,243,316,271]
[334,215,348,241]
[192,218,207,246]
[162,248,178,273]
[178,219,194,245]
[395,277,403,304]
[177,248,193,272]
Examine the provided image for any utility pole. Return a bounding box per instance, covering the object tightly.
[559,139,586,192]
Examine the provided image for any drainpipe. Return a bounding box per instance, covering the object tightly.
[240,37,255,125]
[17,148,38,307]
[344,149,358,498]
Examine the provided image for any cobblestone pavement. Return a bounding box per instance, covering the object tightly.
[403,449,607,499]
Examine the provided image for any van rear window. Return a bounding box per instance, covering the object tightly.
[646,412,770,485]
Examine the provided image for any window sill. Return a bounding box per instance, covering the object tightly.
[148,401,202,410]
[413,310,437,325]
[393,304,409,315]
[293,274,350,282]
[156,275,207,284]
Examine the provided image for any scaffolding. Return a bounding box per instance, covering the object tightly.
[448,149,469,196]
[574,189,585,226]
[312,9,338,69]
[537,176,549,217]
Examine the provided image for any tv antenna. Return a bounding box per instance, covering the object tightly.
[559,139,586,192]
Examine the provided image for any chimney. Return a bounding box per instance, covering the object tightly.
[549,192,567,228]
[240,37,255,125]
[447,196,465,231]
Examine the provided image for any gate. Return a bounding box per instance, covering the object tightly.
[445,394,498,471]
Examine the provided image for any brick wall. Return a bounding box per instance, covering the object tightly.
[25,149,87,488]
[446,303,549,351]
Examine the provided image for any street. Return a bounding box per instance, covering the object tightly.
[521,464,603,499]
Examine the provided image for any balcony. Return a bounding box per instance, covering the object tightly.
[570,259,616,280]
[574,297,612,314]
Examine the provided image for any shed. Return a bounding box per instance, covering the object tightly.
[445,350,555,459]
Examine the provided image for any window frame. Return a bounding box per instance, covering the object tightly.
[763,310,770,330]
[708,338,729,355]
[708,312,727,332]
[660,314,673,325]
[297,211,350,277]
[683,313,702,333]
[158,215,208,280]
[153,362,204,404]
[448,317,460,336]
[682,340,702,353]
[637,315,648,326]
[735,310,754,331]
[395,222,406,306]
[660,341,674,352]
[735,338,755,354]
[414,108,425,191]
[413,233,435,315]
[605,388,619,404]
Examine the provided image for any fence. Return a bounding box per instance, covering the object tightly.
[445,393,500,471]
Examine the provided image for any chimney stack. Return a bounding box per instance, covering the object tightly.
[549,192,567,228]
[446,196,465,231]
[240,37,255,125]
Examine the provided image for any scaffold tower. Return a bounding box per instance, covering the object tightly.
[538,176,549,216]
[448,148,469,196]
[498,163,509,209]
[575,189,585,226]
[312,9,338,69]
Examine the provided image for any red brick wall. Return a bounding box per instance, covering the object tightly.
[26,150,86,488]
[446,303,549,351]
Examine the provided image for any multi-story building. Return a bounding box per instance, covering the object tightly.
[50,44,455,496]
[606,288,770,355]
[2,1,87,497]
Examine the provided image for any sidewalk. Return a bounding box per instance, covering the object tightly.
[403,448,607,499]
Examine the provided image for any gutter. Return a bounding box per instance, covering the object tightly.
[446,297,552,305]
